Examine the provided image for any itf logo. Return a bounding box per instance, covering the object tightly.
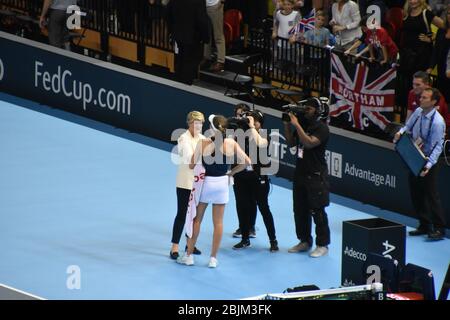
[325,150,342,178]
[0,58,4,81]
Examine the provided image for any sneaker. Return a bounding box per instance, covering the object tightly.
[232,228,242,238]
[209,62,224,73]
[208,257,218,268]
[270,240,279,252]
[176,254,194,266]
[233,239,251,250]
[288,242,311,253]
[309,246,328,258]
[249,228,257,238]
[409,228,428,236]
[427,230,445,241]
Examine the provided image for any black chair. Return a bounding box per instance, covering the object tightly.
[252,81,276,100]
[438,263,450,301]
[273,59,305,104]
[398,263,436,300]
[223,53,261,100]
[297,64,318,90]
[363,252,400,293]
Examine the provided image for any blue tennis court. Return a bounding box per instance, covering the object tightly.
[0,92,448,300]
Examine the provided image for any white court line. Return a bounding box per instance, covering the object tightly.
[0,283,45,300]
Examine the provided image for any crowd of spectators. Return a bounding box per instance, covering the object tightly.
[3,0,449,130]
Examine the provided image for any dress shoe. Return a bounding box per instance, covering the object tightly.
[269,240,279,252]
[209,62,224,73]
[427,230,445,241]
[408,229,428,236]
[288,241,311,253]
[169,251,179,260]
[185,246,202,255]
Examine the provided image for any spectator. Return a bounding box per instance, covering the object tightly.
[405,71,450,135]
[302,9,332,79]
[353,15,399,65]
[272,0,302,61]
[397,0,444,113]
[303,10,332,48]
[427,7,450,103]
[329,0,363,53]
[166,0,210,85]
[205,0,226,73]
[39,0,78,49]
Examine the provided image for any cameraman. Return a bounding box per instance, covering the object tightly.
[232,110,279,252]
[283,98,331,258]
[231,103,257,239]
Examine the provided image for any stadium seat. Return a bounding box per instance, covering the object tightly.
[385,8,403,43]
[224,9,242,42]
[384,21,396,43]
[224,22,233,49]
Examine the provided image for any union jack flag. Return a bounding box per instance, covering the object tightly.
[289,9,315,35]
[329,53,396,131]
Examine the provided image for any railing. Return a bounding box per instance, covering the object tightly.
[248,29,331,96]
[0,0,172,52]
[0,0,439,127]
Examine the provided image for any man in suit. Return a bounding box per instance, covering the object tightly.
[166,0,210,85]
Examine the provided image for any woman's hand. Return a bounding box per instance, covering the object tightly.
[247,116,255,129]
[332,25,346,34]
[418,33,432,43]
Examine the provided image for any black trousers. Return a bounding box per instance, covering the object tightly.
[293,174,330,247]
[233,171,276,241]
[174,43,203,85]
[48,9,70,49]
[409,164,446,232]
[171,187,191,244]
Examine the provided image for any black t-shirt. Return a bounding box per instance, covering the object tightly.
[402,9,434,50]
[294,120,329,177]
[233,131,271,177]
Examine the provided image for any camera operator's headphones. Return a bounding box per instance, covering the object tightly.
[305,97,329,120]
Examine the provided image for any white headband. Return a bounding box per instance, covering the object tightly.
[208,114,218,131]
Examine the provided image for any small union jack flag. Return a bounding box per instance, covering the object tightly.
[289,9,315,35]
